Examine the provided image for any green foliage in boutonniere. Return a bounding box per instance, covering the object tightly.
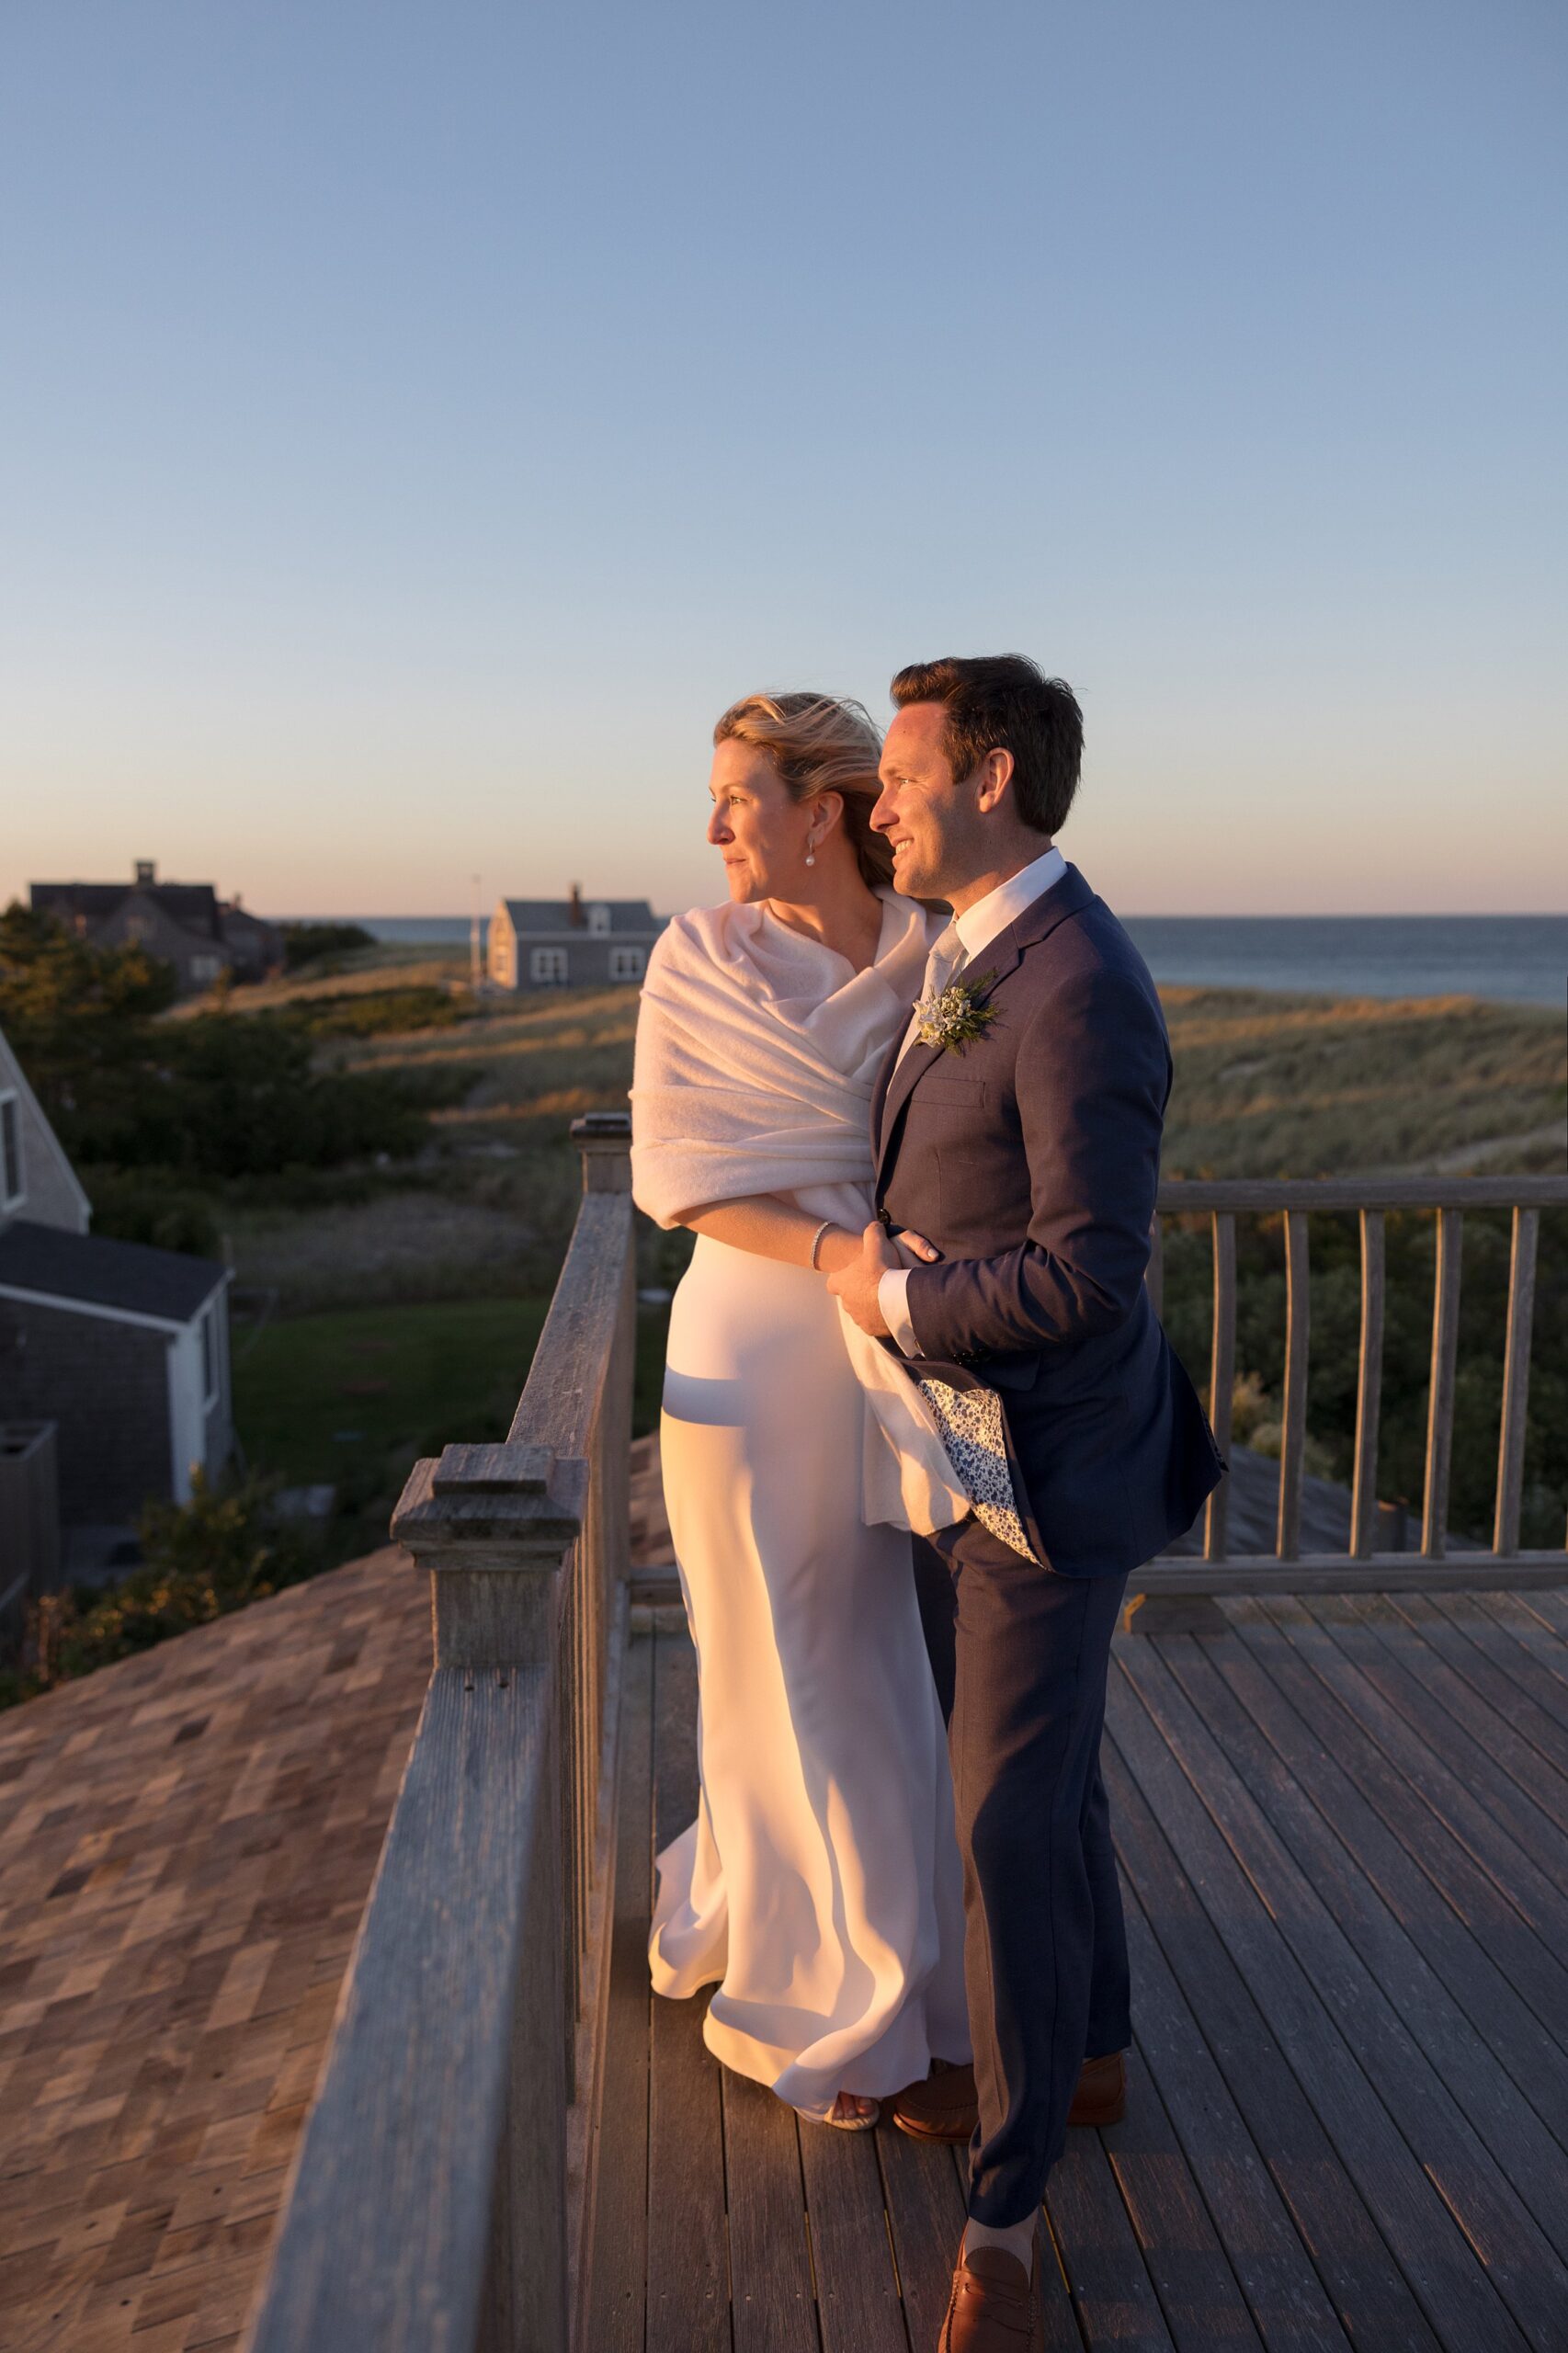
[913,971,998,1054]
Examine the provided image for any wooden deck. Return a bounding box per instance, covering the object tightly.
[585,1586,1568,2353]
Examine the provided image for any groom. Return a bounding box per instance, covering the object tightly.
[829,655,1221,2350]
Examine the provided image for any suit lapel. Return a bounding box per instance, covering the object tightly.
[874,863,1095,1188]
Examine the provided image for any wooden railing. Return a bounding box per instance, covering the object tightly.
[242,1112,636,2353]
[242,1134,1566,2350]
[1139,1175,1568,1597]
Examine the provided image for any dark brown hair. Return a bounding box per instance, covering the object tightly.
[889,654,1083,835]
[713,691,893,889]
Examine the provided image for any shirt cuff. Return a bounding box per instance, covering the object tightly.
[878,1267,920,1356]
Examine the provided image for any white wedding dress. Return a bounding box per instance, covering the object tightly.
[631,892,971,2117]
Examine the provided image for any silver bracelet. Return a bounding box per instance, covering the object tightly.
[809,1219,835,1270]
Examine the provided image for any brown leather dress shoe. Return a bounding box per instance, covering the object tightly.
[892,2061,981,2143]
[1068,2051,1126,2126]
[893,2052,1127,2143]
[939,2235,1044,2351]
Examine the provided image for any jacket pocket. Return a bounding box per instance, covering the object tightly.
[912,1072,987,1108]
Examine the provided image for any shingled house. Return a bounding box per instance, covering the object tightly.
[30,859,284,994]
[487,884,665,992]
[0,1023,233,1542]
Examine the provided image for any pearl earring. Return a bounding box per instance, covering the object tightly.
[805,849,815,867]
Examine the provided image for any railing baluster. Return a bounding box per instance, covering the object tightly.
[1421,1210,1463,1558]
[1204,1212,1235,1562]
[1493,1207,1539,1559]
[1276,1212,1310,1562]
[1350,1210,1385,1560]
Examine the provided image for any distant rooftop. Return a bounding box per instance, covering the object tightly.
[497,893,662,936]
[31,863,225,943]
[0,1221,228,1326]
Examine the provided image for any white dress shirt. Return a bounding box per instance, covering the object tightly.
[877,843,1067,1354]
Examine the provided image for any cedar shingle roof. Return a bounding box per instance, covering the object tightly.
[0,1548,430,2352]
[0,1222,227,1327]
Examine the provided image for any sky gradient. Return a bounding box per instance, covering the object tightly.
[3,0,1564,918]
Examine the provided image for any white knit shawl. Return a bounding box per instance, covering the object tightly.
[630,892,970,1538]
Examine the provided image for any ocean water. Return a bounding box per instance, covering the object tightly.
[310,912,1568,1008]
[1120,915,1567,1007]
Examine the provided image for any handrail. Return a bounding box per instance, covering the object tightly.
[1156,1176,1568,1211]
[243,1114,636,2353]
[1136,1171,1568,1600]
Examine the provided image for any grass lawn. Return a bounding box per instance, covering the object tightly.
[233,1291,672,1563]
[234,1296,552,1484]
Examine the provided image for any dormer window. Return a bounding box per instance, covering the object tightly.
[0,1092,23,1209]
[587,904,611,936]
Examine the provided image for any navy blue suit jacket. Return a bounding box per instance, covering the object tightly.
[874,861,1222,1576]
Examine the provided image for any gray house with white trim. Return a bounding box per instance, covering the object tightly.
[0,1025,233,1531]
[488,885,666,993]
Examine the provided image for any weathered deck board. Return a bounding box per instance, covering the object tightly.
[1223,1601,1568,2066]
[581,1629,653,2353]
[1096,2051,1266,2353]
[1282,1597,1568,1921]
[645,1632,728,2353]
[1200,1609,1568,2153]
[1150,1634,1568,2271]
[585,1595,1568,2352]
[1347,1595,1568,1833]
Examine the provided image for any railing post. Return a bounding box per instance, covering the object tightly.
[1204,1212,1235,1562]
[1494,1207,1539,1559]
[1276,1211,1310,1562]
[391,1451,578,2353]
[1350,1210,1386,1560]
[1421,1209,1463,1559]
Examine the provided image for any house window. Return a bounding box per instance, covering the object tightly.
[0,1093,22,1208]
[190,953,222,983]
[587,903,611,936]
[530,947,569,985]
[608,946,645,982]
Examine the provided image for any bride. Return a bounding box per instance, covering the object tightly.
[630,690,972,2129]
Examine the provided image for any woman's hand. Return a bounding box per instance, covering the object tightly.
[893,1229,942,1268]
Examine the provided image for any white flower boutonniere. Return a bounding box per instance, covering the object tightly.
[913,971,997,1054]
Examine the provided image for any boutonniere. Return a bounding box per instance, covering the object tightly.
[913,971,997,1054]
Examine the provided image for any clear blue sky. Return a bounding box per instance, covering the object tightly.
[3,0,1563,917]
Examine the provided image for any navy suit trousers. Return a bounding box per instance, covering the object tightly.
[915,1526,1131,2225]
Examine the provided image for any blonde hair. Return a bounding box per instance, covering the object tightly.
[713,691,892,891]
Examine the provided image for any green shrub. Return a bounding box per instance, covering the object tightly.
[84,1168,222,1256]
[280,987,470,1040]
[282,921,377,969]
[2,1470,319,1708]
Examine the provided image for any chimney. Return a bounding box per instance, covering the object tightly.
[134,859,156,888]
[567,882,585,928]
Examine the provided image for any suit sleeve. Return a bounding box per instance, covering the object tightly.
[903,963,1169,1358]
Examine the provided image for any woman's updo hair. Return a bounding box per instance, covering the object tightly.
[713,691,893,892]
